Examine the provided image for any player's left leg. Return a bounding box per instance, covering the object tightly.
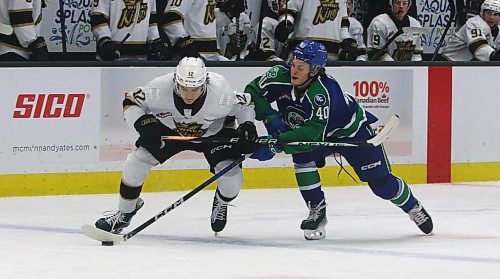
[202,129,244,234]
[341,126,433,234]
[292,148,332,240]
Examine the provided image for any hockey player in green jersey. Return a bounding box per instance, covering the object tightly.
[244,40,433,240]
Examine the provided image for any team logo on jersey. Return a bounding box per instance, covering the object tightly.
[204,0,216,25]
[393,40,415,61]
[235,92,251,105]
[313,0,340,25]
[314,94,327,106]
[285,106,306,129]
[173,120,208,137]
[118,0,148,29]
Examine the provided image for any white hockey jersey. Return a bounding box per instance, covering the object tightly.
[91,0,159,58]
[442,15,497,61]
[124,72,255,138]
[348,16,367,61]
[161,0,221,59]
[260,16,284,61]
[0,0,43,59]
[367,13,423,61]
[283,0,350,59]
[216,9,255,61]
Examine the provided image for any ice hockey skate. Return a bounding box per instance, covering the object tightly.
[301,199,328,240]
[95,198,144,233]
[408,201,433,234]
[211,192,230,234]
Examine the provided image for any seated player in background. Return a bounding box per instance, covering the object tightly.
[0,0,48,61]
[215,0,255,61]
[367,0,423,61]
[91,0,164,61]
[442,0,500,61]
[340,0,368,61]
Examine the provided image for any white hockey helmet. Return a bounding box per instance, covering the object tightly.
[481,0,500,14]
[175,57,207,88]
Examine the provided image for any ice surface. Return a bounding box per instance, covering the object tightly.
[1,182,499,278]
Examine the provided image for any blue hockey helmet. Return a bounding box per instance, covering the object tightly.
[288,40,328,72]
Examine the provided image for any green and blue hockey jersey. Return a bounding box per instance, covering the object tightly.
[245,65,377,154]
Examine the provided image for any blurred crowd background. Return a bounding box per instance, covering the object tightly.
[0,0,497,62]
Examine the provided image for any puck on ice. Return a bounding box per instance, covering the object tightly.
[102,241,114,246]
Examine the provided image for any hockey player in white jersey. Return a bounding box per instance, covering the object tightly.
[341,0,367,61]
[274,0,353,61]
[442,0,500,61]
[215,0,255,60]
[245,0,286,61]
[91,0,161,61]
[367,0,423,61]
[160,0,228,60]
[94,57,257,235]
[0,0,48,61]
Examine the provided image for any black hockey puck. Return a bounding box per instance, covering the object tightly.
[101,241,114,246]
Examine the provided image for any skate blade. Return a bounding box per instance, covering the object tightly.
[303,228,326,240]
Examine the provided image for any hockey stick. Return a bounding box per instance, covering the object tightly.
[81,155,247,245]
[431,0,456,61]
[369,27,428,60]
[0,23,13,35]
[163,115,400,148]
[58,0,68,59]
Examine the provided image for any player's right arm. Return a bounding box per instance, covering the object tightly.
[465,17,495,61]
[7,0,37,47]
[159,0,192,47]
[90,0,112,43]
[244,66,287,121]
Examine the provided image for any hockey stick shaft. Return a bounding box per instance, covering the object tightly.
[58,0,68,56]
[163,115,399,148]
[431,0,456,61]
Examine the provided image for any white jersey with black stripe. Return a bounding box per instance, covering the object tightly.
[124,72,255,137]
[442,15,496,61]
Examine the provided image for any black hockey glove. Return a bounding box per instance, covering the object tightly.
[28,37,49,61]
[234,121,258,154]
[97,37,120,61]
[174,36,200,58]
[490,50,500,61]
[147,38,171,61]
[274,20,293,43]
[338,38,359,61]
[134,114,166,149]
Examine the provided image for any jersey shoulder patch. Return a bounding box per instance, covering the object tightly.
[218,91,251,106]
[258,65,290,88]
